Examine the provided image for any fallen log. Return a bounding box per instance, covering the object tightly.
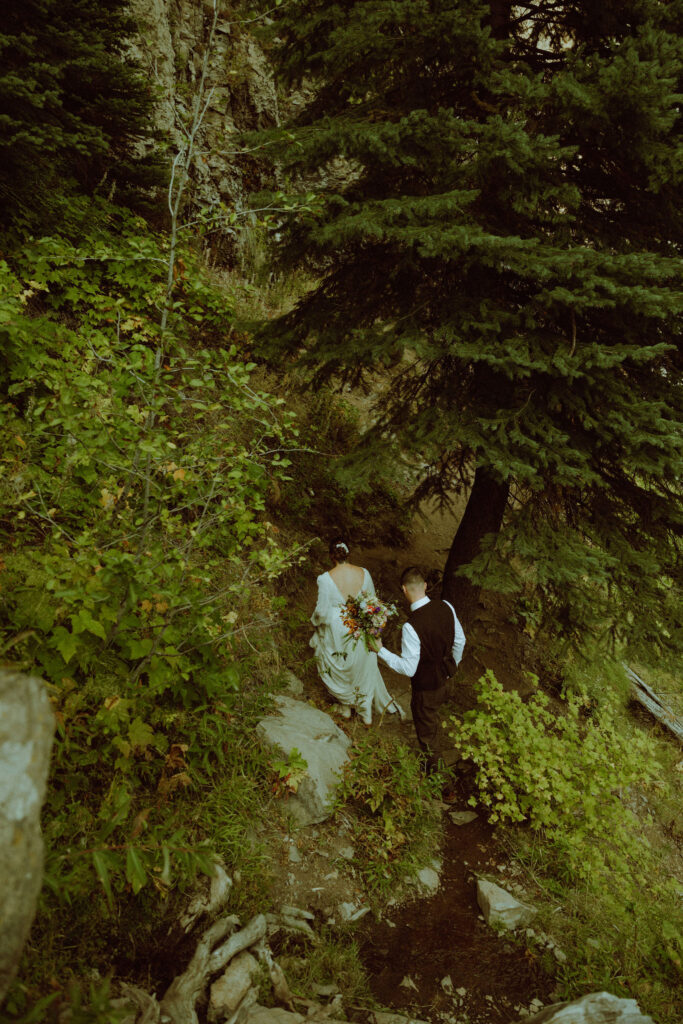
[623,664,683,744]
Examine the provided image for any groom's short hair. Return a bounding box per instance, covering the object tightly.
[401,566,425,589]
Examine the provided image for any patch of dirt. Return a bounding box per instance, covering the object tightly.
[264,809,367,921]
[358,769,557,1024]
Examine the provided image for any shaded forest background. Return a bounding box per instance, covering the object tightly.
[0,1,681,1021]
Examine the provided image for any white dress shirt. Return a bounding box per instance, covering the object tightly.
[378,596,466,678]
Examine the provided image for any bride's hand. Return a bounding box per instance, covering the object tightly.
[368,635,382,653]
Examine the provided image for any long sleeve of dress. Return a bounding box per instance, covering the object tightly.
[310,575,330,628]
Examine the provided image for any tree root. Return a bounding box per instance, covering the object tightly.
[160,914,265,1024]
[179,861,233,933]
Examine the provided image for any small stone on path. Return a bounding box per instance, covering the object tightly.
[477,878,537,930]
[449,810,478,825]
[399,975,419,991]
[416,866,440,893]
[339,901,369,922]
[287,842,301,864]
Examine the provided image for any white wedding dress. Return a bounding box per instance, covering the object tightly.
[310,569,397,722]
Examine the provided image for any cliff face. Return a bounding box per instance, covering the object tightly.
[129,0,279,259]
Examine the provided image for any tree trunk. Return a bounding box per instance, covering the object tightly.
[441,466,509,626]
[488,0,512,38]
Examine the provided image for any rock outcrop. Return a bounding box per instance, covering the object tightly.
[256,696,351,826]
[128,0,280,261]
[0,671,55,1001]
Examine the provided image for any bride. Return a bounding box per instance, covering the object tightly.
[310,537,403,725]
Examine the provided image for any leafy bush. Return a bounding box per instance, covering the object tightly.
[448,670,658,882]
[0,205,299,909]
[449,670,682,1018]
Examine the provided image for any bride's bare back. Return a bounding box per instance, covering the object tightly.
[328,562,365,601]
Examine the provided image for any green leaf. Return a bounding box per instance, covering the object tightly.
[125,847,147,895]
[70,609,106,639]
[52,626,79,664]
[92,850,114,908]
[128,716,155,751]
[127,636,154,658]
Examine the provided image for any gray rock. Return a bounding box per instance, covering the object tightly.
[338,901,369,922]
[0,671,55,1001]
[313,983,340,998]
[286,840,301,864]
[515,991,654,1024]
[244,1007,305,1024]
[256,696,351,825]
[477,879,537,931]
[416,866,440,894]
[280,671,304,698]
[449,811,478,825]
[279,905,314,921]
[209,952,259,1022]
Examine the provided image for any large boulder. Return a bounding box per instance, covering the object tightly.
[516,991,654,1024]
[256,696,351,826]
[477,878,537,931]
[0,671,55,1001]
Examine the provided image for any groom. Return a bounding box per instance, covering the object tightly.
[370,566,466,775]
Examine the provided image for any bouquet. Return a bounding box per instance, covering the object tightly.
[341,591,397,651]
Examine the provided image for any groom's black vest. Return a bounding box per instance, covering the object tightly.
[409,599,455,692]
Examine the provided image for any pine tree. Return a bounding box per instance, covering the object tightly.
[254,0,682,653]
[0,0,162,229]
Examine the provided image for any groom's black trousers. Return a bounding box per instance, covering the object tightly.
[410,684,447,774]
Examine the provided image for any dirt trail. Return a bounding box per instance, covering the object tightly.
[360,812,555,1024]
[298,501,557,1024]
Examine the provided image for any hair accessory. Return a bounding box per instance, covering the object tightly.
[336,541,349,554]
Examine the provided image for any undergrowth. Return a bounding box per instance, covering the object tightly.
[451,662,683,1022]
[334,732,443,897]
[272,928,371,1010]
[0,201,304,1016]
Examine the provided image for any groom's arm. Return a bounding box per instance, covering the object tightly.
[377,622,420,677]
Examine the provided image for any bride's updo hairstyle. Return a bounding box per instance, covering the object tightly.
[329,536,350,564]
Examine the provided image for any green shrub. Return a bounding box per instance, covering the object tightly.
[0,208,298,907]
[448,670,658,883]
